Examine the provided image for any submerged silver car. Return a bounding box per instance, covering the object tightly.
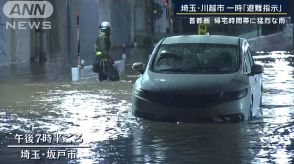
[131,35,263,122]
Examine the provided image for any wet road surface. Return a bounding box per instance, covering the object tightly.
[0,49,294,164]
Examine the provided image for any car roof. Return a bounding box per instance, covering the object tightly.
[161,35,241,45]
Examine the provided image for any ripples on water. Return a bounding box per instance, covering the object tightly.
[0,52,294,163]
[253,53,294,164]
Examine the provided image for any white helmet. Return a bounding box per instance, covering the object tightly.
[99,21,111,30]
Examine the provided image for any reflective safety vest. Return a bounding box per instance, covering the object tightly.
[96,51,102,55]
[96,32,111,56]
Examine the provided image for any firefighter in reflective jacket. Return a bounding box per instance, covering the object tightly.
[93,21,119,81]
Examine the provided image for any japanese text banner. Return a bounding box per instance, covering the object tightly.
[173,0,289,16]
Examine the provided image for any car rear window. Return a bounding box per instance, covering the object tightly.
[151,43,240,74]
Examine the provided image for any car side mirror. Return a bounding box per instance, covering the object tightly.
[132,62,145,74]
[251,64,263,75]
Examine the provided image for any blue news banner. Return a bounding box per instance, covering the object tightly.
[173,0,290,16]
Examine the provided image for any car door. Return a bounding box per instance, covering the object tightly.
[244,44,262,116]
[248,48,262,109]
[242,41,257,115]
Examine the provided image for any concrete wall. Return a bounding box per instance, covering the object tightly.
[0,0,7,65]
[0,0,32,65]
[154,0,169,34]
[111,0,133,45]
[0,0,137,66]
[248,24,293,52]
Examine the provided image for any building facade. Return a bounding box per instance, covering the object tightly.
[0,0,167,66]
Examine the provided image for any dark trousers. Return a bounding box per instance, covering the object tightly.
[93,58,119,81]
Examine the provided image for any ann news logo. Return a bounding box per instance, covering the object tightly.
[3,1,53,30]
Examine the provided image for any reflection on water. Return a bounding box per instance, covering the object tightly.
[0,50,294,163]
[253,53,294,164]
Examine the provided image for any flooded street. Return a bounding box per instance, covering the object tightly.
[0,49,294,163]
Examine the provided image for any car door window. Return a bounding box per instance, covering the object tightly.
[243,57,247,73]
[243,50,252,73]
[247,49,255,65]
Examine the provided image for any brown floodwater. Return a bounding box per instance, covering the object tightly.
[0,49,294,164]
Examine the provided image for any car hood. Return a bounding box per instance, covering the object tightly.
[138,71,249,94]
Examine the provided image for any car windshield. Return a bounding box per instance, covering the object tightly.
[152,43,239,74]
